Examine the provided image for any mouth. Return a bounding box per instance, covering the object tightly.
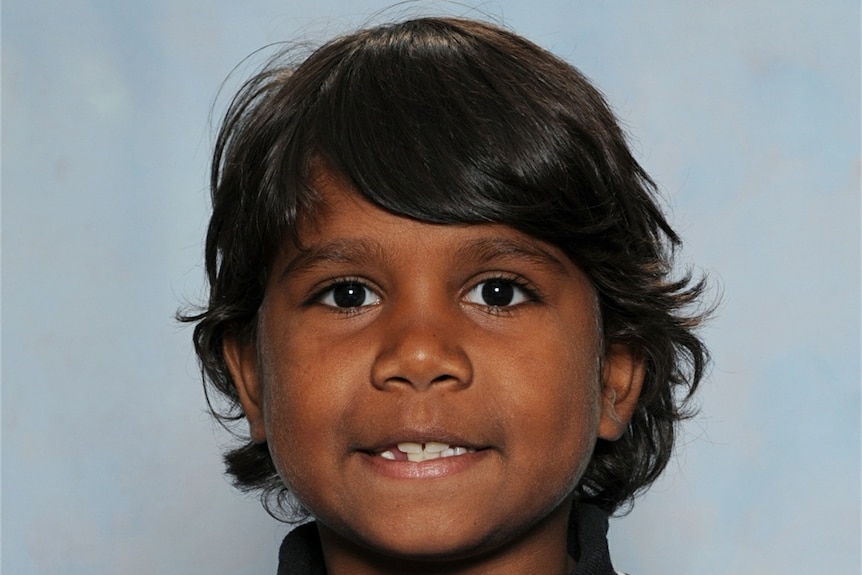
[373,442,478,463]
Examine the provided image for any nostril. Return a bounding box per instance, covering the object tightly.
[377,372,469,390]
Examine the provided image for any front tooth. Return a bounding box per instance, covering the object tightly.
[399,442,471,461]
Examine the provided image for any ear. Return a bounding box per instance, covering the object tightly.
[597,343,646,441]
[223,334,268,444]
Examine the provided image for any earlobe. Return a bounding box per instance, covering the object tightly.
[597,344,646,441]
[223,334,268,444]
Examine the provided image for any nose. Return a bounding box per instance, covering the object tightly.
[370,304,473,392]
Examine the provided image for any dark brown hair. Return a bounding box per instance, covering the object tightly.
[181,17,710,519]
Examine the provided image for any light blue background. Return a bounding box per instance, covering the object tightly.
[3,1,859,573]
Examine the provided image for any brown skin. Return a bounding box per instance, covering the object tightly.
[224,173,644,575]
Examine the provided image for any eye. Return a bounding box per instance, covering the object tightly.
[317,281,381,309]
[465,278,532,308]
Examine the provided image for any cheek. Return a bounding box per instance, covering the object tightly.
[499,325,603,487]
[257,326,370,510]
[554,360,602,483]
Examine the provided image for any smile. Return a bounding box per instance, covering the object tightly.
[378,442,477,462]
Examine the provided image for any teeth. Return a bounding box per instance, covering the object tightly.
[390,442,475,462]
[424,442,449,453]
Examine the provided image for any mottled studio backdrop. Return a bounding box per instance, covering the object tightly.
[3,1,859,573]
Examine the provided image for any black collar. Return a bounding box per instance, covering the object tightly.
[566,503,619,575]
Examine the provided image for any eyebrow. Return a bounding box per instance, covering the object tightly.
[278,238,387,282]
[453,236,569,274]
[277,233,569,283]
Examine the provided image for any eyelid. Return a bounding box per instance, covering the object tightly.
[306,277,382,310]
[463,273,542,309]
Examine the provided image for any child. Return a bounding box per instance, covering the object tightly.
[183,17,709,575]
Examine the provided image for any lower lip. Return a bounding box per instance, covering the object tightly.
[358,449,489,480]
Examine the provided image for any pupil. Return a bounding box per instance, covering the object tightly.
[482,281,514,306]
[332,283,366,307]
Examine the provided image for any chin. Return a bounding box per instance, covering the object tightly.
[331,516,499,564]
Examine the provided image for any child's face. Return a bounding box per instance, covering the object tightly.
[225,172,641,568]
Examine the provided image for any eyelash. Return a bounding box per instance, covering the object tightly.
[465,274,541,313]
[307,277,381,313]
